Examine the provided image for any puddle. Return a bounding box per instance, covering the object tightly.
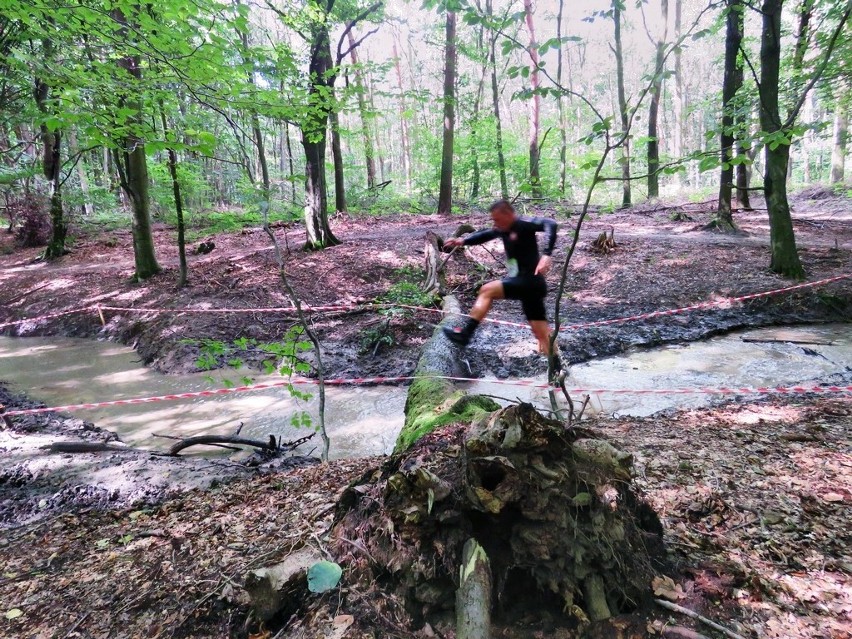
[469,323,852,417]
[1,324,849,458]
[0,337,406,459]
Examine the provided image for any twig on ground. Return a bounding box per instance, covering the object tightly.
[655,598,746,639]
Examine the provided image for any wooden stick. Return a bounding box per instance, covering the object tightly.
[655,599,746,639]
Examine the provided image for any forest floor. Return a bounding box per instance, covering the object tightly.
[0,187,851,638]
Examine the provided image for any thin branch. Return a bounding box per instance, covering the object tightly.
[335,1,383,64]
[655,599,746,639]
[784,2,851,128]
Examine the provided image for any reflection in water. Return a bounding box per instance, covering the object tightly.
[0,336,407,459]
[1,324,849,457]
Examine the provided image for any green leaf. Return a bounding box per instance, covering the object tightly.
[307,561,342,593]
[571,492,592,507]
[5,609,23,620]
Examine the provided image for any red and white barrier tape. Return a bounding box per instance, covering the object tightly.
[3,375,850,417]
[2,273,849,332]
[0,308,89,330]
[559,273,852,332]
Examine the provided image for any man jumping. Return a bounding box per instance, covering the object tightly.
[442,200,558,361]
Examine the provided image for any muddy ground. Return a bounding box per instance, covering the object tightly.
[0,189,850,638]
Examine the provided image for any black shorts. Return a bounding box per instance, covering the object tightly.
[502,274,547,321]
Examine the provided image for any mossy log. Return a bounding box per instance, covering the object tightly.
[395,294,499,454]
[331,403,664,634]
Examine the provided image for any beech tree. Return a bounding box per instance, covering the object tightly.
[754,0,850,277]
[437,8,457,215]
[714,0,744,230]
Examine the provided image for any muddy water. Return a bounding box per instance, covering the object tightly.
[1,324,850,458]
[0,337,406,460]
[471,324,852,417]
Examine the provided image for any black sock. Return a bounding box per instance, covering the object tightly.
[463,318,480,336]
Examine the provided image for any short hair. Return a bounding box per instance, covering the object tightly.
[489,199,514,214]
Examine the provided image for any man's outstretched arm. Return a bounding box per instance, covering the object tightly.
[444,228,499,248]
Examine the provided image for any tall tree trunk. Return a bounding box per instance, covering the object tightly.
[736,139,753,209]
[367,67,386,184]
[34,58,66,259]
[437,10,457,215]
[715,0,743,228]
[523,0,541,198]
[329,109,346,212]
[613,2,631,207]
[831,88,849,183]
[159,106,188,288]
[284,120,297,203]
[113,9,160,280]
[302,2,340,249]
[759,0,803,278]
[392,39,412,193]
[672,0,685,185]
[470,24,487,201]
[68,128,93,217]
[348,32,376,190]
[557,0,568,196]
[647,0,668,199]
[487,0,508,200]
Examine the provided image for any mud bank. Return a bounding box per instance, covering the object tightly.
[0,384,314,529]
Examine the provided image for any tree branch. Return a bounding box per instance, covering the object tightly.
[784,2,851,128]
[336,2,383,65]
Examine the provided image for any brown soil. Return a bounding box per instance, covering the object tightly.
[0,190,851,638]
[1,191,850,380]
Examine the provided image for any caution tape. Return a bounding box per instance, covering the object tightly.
[2,273,849,333]
[559,273,852,332]
[3,375,850,417]
[0,308,89,330]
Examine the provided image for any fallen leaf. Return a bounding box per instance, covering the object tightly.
[5,608,23,620]
[652,575,685,601]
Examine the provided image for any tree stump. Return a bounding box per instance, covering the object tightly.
[329,403,664,633]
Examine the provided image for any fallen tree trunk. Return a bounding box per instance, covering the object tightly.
[38,441,137,454]
[394,293,499,453]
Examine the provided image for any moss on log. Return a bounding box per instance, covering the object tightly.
[395,294,498,454]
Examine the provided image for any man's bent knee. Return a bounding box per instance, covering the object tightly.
[479,281,504,299]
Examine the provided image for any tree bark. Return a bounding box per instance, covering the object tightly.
[113,8,160,280]
[302,0,341,249]
[329,108,346,212]
[715,0,743,229]
[672,0,685,185]
[159,106,188,288]
[647,0,669,199]
[614,3,631,207]
[830,87,848,183]
[524,0,541,198]
[69,128,93,217]
[34,39,66,259]
[437,10,457,215]
[759,0,804,278]
[349,31,376,190]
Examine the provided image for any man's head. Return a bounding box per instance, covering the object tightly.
[489,199,516,232]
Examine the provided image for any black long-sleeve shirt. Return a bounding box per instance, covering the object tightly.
[462,216,557,277]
